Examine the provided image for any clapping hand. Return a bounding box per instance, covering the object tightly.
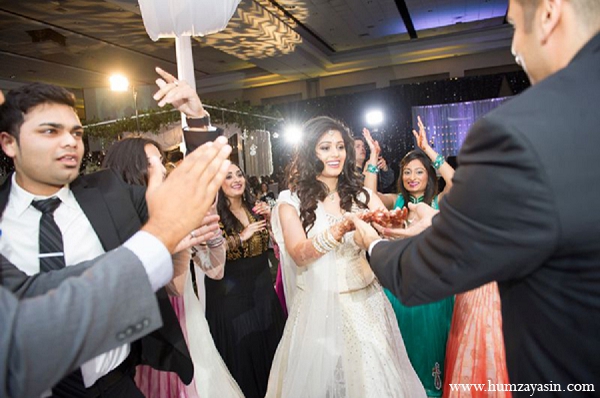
[252,201,271,220]
[362,127,381,158]
[377,156,388,172]
[144,136,231,253]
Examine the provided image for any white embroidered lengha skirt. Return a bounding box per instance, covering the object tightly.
[266,279,426,398]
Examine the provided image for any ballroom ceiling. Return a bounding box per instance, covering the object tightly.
[0,0,512,92]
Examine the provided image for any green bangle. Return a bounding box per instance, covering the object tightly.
[366,163,379,174]
[432,154,445,170]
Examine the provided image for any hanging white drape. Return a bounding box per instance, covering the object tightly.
[138,0,241,41]
[137,0,241,152]
[243,130,274,177]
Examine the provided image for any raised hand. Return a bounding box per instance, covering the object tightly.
[252,201,271,220]
[362,127,381,158]
[153,67,206,118]
[412,115,429,151]
[240,220,268,242]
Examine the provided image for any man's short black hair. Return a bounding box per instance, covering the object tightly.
[0,82,76,141]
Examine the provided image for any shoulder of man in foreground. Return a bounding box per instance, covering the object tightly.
[0,247,162,398]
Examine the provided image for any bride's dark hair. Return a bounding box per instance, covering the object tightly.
[288,116,369,233]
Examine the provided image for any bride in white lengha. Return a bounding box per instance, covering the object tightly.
[266,116,425,398]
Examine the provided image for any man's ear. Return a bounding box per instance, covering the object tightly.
[0,132,17,158]
[539,0,562,44]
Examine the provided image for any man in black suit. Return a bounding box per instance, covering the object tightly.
[353,0,600,395]
[0,68,210,396]
[1,136,232,398]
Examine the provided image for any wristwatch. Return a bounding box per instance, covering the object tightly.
[185,113,211,129]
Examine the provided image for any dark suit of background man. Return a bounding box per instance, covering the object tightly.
[353,0,600,396]
[0,81,195,397]
[0,130,233,398]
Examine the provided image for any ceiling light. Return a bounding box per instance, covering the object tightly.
[365,110,384,126]
[284,125,302,144]
[109,74,129,91]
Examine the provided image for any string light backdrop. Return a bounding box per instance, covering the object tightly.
[411,97,512,157]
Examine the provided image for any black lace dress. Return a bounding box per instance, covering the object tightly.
[205,209,286,398]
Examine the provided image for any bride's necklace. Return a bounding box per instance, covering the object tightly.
[328,188,338,201]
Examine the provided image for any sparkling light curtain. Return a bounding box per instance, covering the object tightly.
[411,97,512,157]
[243,130,274,177]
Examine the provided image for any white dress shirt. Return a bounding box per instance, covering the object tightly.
[0,175,140,390]
[368,238,386,257]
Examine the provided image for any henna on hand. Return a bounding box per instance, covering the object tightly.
[359,207,409,228]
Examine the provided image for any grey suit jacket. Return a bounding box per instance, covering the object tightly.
[370,33,600,394]
[0,248,162,398]
[2,253,90,298]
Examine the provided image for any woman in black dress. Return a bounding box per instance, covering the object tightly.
[206,163,285,398]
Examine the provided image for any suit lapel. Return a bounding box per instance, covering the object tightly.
[71,173,193,376]
[70,177,122,251]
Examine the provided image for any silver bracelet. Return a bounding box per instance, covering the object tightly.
[206,234,225,248]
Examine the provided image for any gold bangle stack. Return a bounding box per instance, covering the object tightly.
[312,228,341,254]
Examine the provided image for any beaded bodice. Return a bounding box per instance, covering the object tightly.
[221,208,269,262]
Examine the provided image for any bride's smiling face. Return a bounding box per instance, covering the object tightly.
[315,129,346,178]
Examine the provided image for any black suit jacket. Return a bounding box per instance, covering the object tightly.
[371,33,600,396]
[0,169,193,384]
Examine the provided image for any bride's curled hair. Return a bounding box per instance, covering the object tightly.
[288,116,369,233]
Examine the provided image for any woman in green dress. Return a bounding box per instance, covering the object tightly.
[363,116,455,397]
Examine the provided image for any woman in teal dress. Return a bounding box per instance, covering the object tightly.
[363,116,455,397]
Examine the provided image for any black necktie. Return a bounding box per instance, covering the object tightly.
[32,197,87,397]
[31,197,65,272]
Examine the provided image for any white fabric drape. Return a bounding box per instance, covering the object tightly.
[268,190,346,397]
[243,130,274,184]
[183,267,244,398]
[138,0,241,40]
